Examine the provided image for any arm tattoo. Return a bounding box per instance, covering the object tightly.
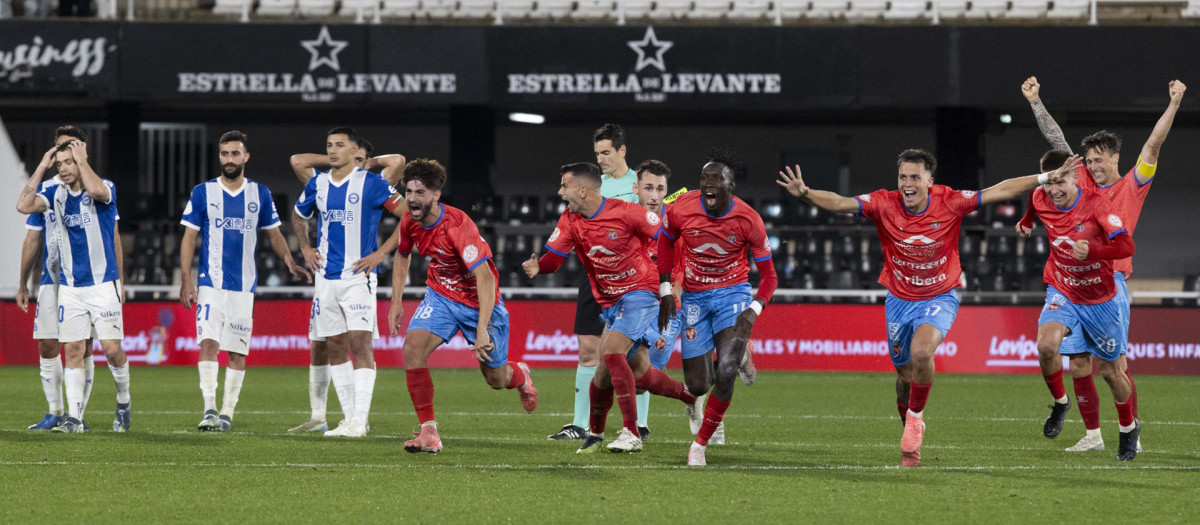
[22,187,32,196]
[1030,99,1073,154]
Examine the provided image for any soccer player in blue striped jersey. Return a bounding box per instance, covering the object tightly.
[17,139,130,434]
[179,131,312,432]
[291,127,399,437]
[286,143,405,434]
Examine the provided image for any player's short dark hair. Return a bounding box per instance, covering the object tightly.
[560,162,603,188]
[636,160,671,181]
[54,125,88,143]
[218,130,248,150]
[55,141,73,153]
[897,149,937,175]
[1039,149,1072,172]
[402,158,447,192]
[1081,130,1121,156]
[704,147,743,181]
[593,123,625,149]
[357,138,374,159]
[326,127,362,148]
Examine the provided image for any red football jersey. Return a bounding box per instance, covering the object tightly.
[855,185,980,301]
[1076,162,1153,276]
[1031,187,1129,305]
[545,197,662,307]
[646,204,685,286]
[660,192,772,293]
[397,203,499,310]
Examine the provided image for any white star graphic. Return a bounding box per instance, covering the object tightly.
[300,26,349,72]
[627,26,673,73]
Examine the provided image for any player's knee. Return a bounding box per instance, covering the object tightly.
[37,340,60,358]
[685,376,710,396]
[228,353,247,369]
[1036,338,1061,359]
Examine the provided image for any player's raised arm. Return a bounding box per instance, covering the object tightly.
[776,165,860,214]
[1021,76,1073,154]
[16,147,57,214]
[69,141,110,203]
[366,154,407,187]
[1136,80,1186,184]
[981,155,1081,205]
[289,153,327,185]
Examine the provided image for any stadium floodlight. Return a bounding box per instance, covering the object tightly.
[509,112,546,125]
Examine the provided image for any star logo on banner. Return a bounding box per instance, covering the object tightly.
[627,26,673,73]
[301,26,349,72]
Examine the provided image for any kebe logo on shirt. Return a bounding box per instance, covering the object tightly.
[215,217,257,232]
[321,209,356,223]
[62,212,92,228]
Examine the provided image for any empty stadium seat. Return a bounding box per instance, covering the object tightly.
[778,0,809,18]
[933,0,966,18]
[1047,0,1088,18]
[573,0,616,18]
[212,0,251,16]
[1007,0,1048,18]
[499,0,536,18]
[421,0,455,17]
[297,0,336,16]
[846,0,887,18]
[728,0,770,18]
[257,0,297,16]
[884,0,928,19]
[532,0,573,18]
[651,0,692,18]
[807,0,848,18]
[964,0,1005,18]
[339,0,380,17]
[455,0,497,18]
[620,0,654,19]
[1185,0,1200,16]
[380,0,420,17]
[691,0,730,18]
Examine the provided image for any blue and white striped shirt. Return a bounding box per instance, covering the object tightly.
[294,167,395,280]
[181,178,281,293]
[36,179,120,287]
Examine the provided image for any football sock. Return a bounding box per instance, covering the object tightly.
[908,381,931,415]
[506,363,526,390]
[896,400,908,425]
[588,381,614,435]
[602,354,639,435]
[220,367,245,418]
[1115,398,1135,429]
[198,361,218,412]
[1125,369,1138,419]
[64,367,85,419]
[81,352,94,419]
[635,368,696,404]
[309,364,330,421]
[330,362,356,421]
[636,392,649,428]
[1073,376,1102,430]
[109,364,130,405]
[406,368,435,424]
[39,357,63,416]
[696,396,731,447]
[1043,368,1067,402]
[352,367,376,423]
[573,365,595,429]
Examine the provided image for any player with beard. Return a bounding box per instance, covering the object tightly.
[1019,78,1184,452]
[179,131,311,431]
[1026,166,1140,460]
[524,162,698,454]
[375,159,537,453]
[287,142,405,434]
[777,149,1077,466]
[656,151,776,466]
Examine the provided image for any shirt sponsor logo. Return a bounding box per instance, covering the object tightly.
[900,235,936,245]
[62,212,93,228]
[214,217,257,232]
[586,245,617,257]
[692,243,730,255]
[320,209,356,223]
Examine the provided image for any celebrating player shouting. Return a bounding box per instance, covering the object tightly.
[524,162,697,454]
[777,149,1077,466]
[1027,167,1140,460]
[381,159,538,454]
[657,152,776,467]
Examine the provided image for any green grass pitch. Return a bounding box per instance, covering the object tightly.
[2,367,1198,522]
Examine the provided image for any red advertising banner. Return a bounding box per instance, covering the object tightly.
[2,300,1199,375]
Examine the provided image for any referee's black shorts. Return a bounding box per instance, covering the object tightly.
[573,272,605,336]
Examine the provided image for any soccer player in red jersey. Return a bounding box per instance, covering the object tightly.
[1027,168,1140,460]
[657,151,778,466]
[523,162,698,454]
[1020,78,1185,452]
[380,159,538,454]
[777,149,1077,466]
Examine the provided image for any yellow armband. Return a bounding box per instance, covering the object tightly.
[1135,156,1157,179]
[664,187,688,204]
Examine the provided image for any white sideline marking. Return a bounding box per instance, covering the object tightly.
[0,460,1195,472]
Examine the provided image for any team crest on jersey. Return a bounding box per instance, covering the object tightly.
[549,228,560,243]
[858,194,871,202]
[607,229,618,240]
[615,306,624,320]
[81,195,92,206]
[646,211,660,226]
[248,202,259,213]
[891,343,902,356]
[1074,222,1085,232]
[685,326,697,342]
[348,193,360,204]
[961,190,977,199]
[727,233,737,243]
[686,304,701,324]
[654,337,666,350]
[463,245,479,264]
[930,221,941,230]
[1107,214,1123,228]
